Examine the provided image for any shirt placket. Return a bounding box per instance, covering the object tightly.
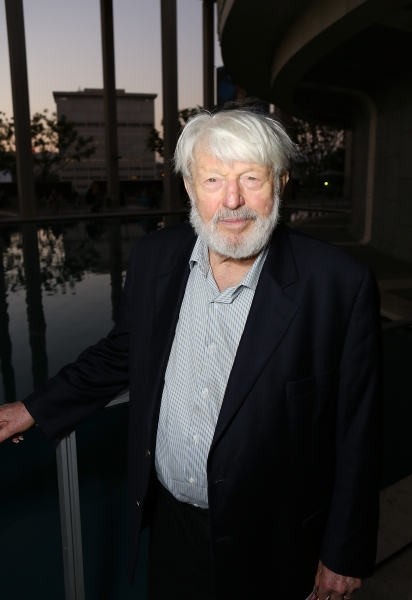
[184,273,218,495]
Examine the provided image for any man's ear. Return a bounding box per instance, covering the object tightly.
[279,171,290,196]
[183,179,191,197]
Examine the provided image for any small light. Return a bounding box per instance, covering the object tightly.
[324,181,329,186]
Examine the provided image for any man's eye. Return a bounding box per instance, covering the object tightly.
[202,178,222,190]
[247,177,257,181]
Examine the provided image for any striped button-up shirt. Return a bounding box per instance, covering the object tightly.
[155,237,269,508]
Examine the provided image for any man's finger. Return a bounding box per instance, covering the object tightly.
[0,402,35,444]
[0,423,12,444]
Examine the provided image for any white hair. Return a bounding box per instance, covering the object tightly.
[174,109,296,182]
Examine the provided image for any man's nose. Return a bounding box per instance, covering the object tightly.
[222,180,245,209]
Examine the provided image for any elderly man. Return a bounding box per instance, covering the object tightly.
[0,110,381,600]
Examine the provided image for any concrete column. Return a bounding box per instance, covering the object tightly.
[344,130,353,200]
[273,106,294,202]
[161,0,180,210]
[5,0,36,218]
[100,0,119,205]
[203,0,215,111]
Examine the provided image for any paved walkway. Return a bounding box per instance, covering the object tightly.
[290,212,412,321]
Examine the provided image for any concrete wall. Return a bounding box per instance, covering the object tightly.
[372,106,412,261]
[352,104,412,262]
[350,119,369,241]
[351,104,412,262]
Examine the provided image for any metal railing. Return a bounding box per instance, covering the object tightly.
[55,389,130,600]
[53,317,411,600]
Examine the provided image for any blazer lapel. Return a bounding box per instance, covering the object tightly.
[210,225,299,452]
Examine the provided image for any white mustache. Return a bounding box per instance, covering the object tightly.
[212,207,258,224]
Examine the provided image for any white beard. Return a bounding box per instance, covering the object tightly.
[189,185,281,260]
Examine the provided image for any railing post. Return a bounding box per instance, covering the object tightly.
[56,431,85,600]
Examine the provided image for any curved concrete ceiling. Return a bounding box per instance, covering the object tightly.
[219,0,412,125]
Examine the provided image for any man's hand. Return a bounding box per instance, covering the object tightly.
[315,560,361,600]
[0,402,35,444]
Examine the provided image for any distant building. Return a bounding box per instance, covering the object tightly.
[53,88,157,193]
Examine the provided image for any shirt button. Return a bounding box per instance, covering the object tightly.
[189,477,195,485]
[209,343,216,352]
[201,388,208,398]
[192,434,199,443]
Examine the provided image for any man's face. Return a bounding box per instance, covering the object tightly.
[188,152,274,234]
[185,151,288,259]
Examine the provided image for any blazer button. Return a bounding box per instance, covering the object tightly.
[136,500,141,507]
[145,449,151,458]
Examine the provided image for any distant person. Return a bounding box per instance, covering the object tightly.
[0,110,382,600]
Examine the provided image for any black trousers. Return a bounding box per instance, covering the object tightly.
[148,484,215,600]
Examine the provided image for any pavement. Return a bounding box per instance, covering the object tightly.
[289,210,412,321]
[291,210,412,599]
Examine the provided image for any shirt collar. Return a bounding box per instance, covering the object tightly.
[189,237,269,292]
[189,237,210,277]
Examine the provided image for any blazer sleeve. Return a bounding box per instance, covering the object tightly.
[320,266,383,578]
[22,238,140,441]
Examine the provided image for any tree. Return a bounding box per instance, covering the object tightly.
[292,117,345,187]
[0,110,96,182]
[0,113,15,179]
[146,107,202,158]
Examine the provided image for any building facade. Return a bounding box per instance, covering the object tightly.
[217,0,412,263]
[53,88,157,194]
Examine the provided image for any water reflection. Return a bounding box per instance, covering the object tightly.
[109,219,123,323]
[22,223,48,390]
[0,234,16,403]
[0,217,160,404]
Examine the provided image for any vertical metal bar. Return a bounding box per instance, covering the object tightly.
[100,0,119,205]
[56,431,85,600]
[203,0,215,111]
[4,0,36,218]
[160,0,180,210]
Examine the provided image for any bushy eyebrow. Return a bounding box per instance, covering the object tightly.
[198,165,270,177]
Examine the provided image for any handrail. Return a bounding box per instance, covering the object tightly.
[0,208,190,225]
[382,317,412,332]
[105,389,130,408]
[55,388,131,599]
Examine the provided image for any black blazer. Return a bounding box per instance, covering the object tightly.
[24,223,382,599]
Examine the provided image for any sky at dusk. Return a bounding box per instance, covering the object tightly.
[0,0,223,131]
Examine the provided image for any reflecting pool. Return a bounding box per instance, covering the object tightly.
[0,217,167,405]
